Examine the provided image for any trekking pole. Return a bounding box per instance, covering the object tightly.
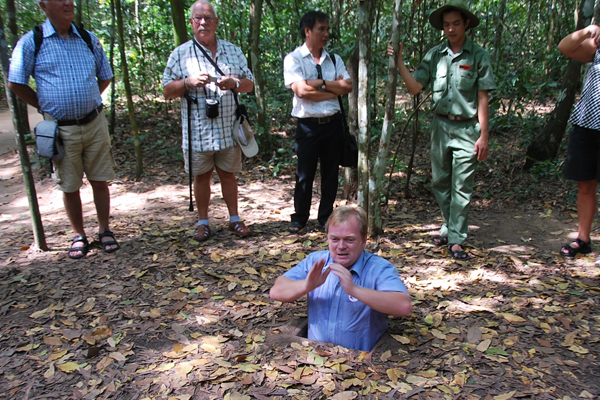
[184,93,197,212]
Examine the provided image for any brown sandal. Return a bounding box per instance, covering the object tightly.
[193,224,212,242]
[228,221,252,238]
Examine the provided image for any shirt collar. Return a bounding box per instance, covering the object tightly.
[347,250,368,277]
[42,19,82,40]
[193,36,222,57]
[300,42,330,63]
[439,36,474,56]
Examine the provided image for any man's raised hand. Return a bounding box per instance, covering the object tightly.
[305,259,331,292]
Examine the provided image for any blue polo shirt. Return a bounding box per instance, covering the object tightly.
[284,250,408,351]
[8,19,113,120]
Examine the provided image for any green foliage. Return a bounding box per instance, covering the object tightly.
[526,158,564,180]
[7,0,579,170]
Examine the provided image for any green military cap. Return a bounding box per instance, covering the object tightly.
[429,0,480,30]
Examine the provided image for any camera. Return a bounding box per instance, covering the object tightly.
[205,98,219,118]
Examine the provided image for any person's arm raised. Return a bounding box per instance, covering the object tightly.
[387,43,423,96]
[328,263,412,317]
[558,25,600,63]
[270,259,331,302]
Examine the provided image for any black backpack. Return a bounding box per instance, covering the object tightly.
[33,24,94,61]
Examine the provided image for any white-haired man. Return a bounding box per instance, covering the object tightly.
[163,0,254,242]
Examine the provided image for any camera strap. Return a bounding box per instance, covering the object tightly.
[193,39,240,108]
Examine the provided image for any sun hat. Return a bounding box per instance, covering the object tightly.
[429,0,480,31]
[232,116,259,157]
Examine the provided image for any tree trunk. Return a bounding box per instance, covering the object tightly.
[331,0,343,42]
[343,46,359,201]
[249,0,266,129]
[404,98,420,195]
[0,14,48,250]
[368,0,402,237]
[524,0,594,169]
[545,0,557,72]
[115,0,143,178]
[76,0,83,26]
[133,0,145,59]
[356,0,375,220]
[169,0,188,46]
[109,0,116,138]
[493,0,506,64]
[6,0,31,138]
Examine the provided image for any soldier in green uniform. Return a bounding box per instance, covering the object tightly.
[389,0,496,260]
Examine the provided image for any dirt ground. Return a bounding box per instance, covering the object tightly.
[0,111,599,399]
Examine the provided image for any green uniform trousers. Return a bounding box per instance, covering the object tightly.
[430,115,479,245]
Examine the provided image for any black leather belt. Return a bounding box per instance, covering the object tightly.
[57,105,103,127]
[438,113,476,121]
[299,112,341,125]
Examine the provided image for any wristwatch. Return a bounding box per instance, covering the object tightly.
[320,79,326,90]
[235,79,241,89]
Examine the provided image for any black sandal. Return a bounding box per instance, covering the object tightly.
[560,238,592,257]
[448,243,469,260]
[99,230,120,253]
[432,235,448,246]
[68,236,89,259]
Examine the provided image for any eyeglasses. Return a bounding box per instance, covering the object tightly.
[316,64,323,79]
[192,16,215,23]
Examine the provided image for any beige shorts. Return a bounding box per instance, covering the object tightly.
[52,113,116,192]
[183,146,241,176]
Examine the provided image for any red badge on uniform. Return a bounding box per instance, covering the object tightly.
[460,65,471,70]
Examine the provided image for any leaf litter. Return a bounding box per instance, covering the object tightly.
[0,119,599,399]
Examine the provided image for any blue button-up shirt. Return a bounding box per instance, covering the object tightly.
[9,19,113,120]
[284,250,408,351]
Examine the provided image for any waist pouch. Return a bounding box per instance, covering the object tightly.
[35,120,64,161]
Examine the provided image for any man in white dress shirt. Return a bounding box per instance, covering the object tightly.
[283,11,352,233]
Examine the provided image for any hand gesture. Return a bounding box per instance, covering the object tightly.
[190,73,210,88]
[217,76,238,91]
[305,259,330,292]
[328,263,356,295]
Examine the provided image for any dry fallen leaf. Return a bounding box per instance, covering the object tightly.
[494,390,516,400]
[57,362,80,373]
[477,339,491,352]
[330,391,358,400]
[499,313,526,323]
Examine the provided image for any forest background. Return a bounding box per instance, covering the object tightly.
[0,0,600,399]
[3,0,599,229]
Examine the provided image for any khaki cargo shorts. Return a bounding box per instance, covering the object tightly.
[52,113,116,192]
[183,146,241,176]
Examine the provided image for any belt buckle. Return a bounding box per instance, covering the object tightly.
[448,114,457,120]
[318,116,329,124]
